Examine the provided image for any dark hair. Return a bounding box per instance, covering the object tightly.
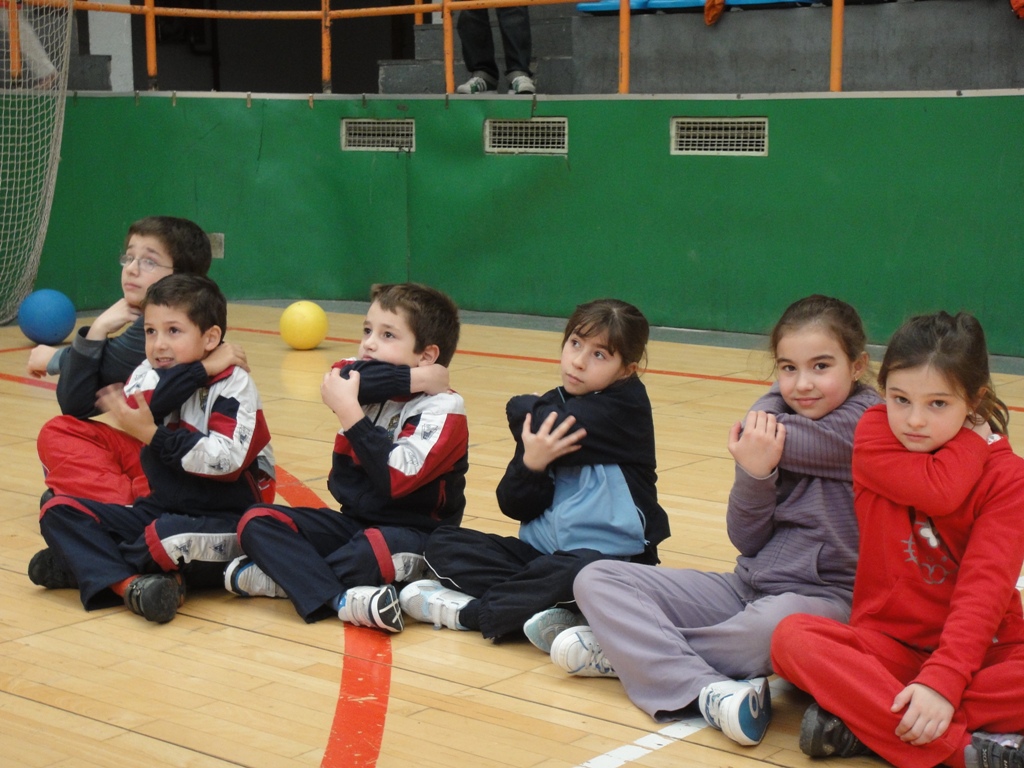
[769,295,869,373]
[370,283,460,367]
[562,298,649,372]
[142,273,227,336]
[126,216,212,276]
[878,311,1008,435]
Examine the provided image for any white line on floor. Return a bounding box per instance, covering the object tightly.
[573,679,793,768]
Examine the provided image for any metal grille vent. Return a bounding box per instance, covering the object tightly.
[341,119,415,152]
[671,117,768,156]
[484,118,568,155]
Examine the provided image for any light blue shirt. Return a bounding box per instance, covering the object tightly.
[519,464,646,556]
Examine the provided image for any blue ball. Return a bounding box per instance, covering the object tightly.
[17,289,77,345]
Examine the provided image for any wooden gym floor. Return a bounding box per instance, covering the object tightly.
[3,302,1024,768]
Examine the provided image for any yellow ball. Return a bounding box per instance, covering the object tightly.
[279,301,329,350]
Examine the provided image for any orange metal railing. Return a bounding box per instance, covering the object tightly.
[6,0,25,80]
[9,0,847,95]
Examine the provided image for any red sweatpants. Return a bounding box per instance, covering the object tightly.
[771,613,1024,768]
[37,416,150,504]
[38,415,277,505]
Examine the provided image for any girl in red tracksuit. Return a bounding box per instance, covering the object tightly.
[771,311,1024,768]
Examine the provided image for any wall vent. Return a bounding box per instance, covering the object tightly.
[484,118,568,155]
[671,117,768,156]
[341,119,415,152]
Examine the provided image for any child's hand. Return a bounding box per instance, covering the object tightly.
[87,298,141,340]
[322,367,364,429]
[96,384,158,445]
[203,342,250,376]
[411,364,450,395]
[728,410,786,478]
[521,412,586,472]
[891,683,953,745]
[26,345,57,378]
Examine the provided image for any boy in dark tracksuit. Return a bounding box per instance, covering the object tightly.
[30,275,273,624]
[228,283,468,633]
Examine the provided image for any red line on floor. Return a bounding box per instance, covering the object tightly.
[0,372,56,390]
[321,628,392,768]
[6,333,1024,411]
[231,326,772,386]
[273,466,391,768]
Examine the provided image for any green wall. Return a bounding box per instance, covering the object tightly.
[36,92,1024,354]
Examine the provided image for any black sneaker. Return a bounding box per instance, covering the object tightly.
[123,573,186,623]
[28,548,77,589]
[799,702,870,758]
[969,732,1024,768]
[40,488,55,508]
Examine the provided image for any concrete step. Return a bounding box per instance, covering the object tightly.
[380,0,1024,96]
[379,54,574,93]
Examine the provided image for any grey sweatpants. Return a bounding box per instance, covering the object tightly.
[572,560,850,721]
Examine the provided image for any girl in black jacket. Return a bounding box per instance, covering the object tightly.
[400,298,668,644]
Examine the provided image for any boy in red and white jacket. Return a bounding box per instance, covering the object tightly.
[29,274,273,624]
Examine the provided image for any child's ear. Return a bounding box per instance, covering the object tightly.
[971,387,989,411]
[851,352,869,382]
[620,361,638,379]
[416,344,440,366]
[203,325,223,353]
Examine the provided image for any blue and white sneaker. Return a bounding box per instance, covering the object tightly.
[523,607,584,653]
[399,579,471,630]
[338,584,404,634]
[699,677,772,746]
[224,556,287,598]
[549,626,617,677]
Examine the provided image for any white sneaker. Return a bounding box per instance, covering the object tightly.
[698,678,772,746]
[399,579,471,630]
[338,584,404,634]
[392,552,431,583]
[523,607,583,653]
[456,74,495,94]
[162,530,242,565]
[507,72,536,95]
[549,626,617,677]
[224,555,287,598]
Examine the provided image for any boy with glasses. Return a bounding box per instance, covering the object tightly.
[28,216,270,505]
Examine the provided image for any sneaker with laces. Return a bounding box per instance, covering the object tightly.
[549,626,617,677]
[799,702,870,758]
[699,678,772,746]
[523,607,583,653]
[966,732,1024,768]
[338,584,404,633]
[507,72,536,95]
[123,573,186,624]
[224,556,287,598]
[28,547,77,589]
[399,579,471,630]
[456,74,495,94]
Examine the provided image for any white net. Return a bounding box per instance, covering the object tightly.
[1,0,73,323]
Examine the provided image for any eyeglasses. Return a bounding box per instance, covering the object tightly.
[119,253,172,273]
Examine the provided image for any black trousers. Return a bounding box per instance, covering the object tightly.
[424,526,614,640]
